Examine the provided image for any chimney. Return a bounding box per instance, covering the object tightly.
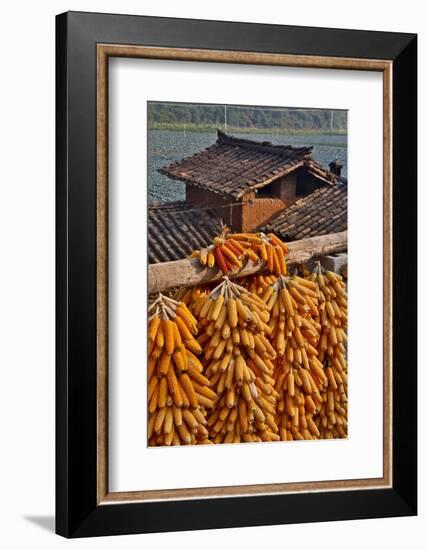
[329,159,343,177]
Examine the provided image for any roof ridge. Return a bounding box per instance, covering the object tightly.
[216,129,313,158]
[149,200,191,210]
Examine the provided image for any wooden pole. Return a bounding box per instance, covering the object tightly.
[149,231,347,294]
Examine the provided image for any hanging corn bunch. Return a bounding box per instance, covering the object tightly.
[190,226,247,274]
[226,232,288,275]
[310,264,348,439]
[194,277,280,443]
[262,275,328,441]
[190,227,288,276]
[147,294,215,446]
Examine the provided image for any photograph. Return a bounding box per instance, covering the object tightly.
[0,0,420,544]
[51,7,417,540]
[147,101,348,446]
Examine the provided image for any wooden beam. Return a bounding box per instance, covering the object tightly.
[149,231,347,294]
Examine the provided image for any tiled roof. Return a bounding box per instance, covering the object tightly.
[148,201,222,263]
[159,130,338,200]
[262,183,347,241]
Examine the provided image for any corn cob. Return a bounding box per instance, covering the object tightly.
[239,273,278,296]
[174,285,212,312]
[148,262,347,444]
[190,226,246,275]
[195,277,279,443]
[148,294,213,446]
[309,264,348,439]
[190,227,288,276]
[261,274,326,441]
[226,232,288,275]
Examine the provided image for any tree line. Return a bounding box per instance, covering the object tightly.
[148,103,347,131]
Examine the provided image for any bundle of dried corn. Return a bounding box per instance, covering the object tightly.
[190,227,289,276]
[194,277,279,443]
[310,265,348,439]
[147,294,215,446]
[226,232,288,275]
[190,226,247,274]
[262,275,328,441]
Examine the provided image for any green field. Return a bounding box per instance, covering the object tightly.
[148,122,347,136]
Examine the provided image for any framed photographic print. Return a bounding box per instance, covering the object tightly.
[56,11,417,537]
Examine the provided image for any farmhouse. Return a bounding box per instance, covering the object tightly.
[149,130,346,263]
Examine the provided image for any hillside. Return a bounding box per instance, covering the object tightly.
[148,102,347,133]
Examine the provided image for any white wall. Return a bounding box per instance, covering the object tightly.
[0,0,425,548]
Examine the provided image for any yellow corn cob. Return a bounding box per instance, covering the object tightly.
[148,294,211,446]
